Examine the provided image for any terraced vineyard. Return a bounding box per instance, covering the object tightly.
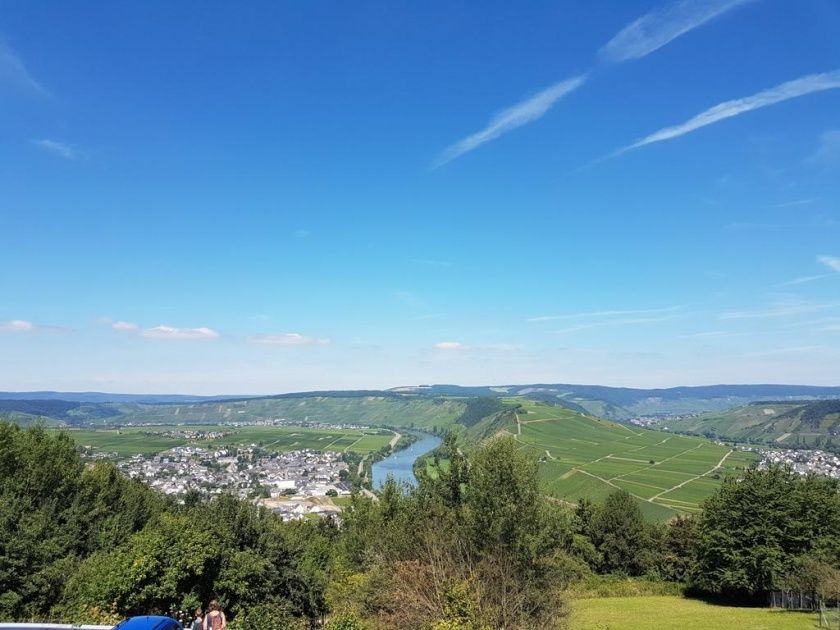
[502,399,756,520]
[63,424,393,457]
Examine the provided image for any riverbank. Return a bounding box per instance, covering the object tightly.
[372,432,442,489]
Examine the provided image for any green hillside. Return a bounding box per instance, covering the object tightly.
[466,398,756,521]
[57,395,467,429]
[63,424,393,457]
[664,399,840,447]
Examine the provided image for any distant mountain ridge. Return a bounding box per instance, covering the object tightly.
[3,383,840,424]
[0,391,247,403]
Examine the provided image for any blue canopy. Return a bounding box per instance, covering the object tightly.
[112,617,183,630]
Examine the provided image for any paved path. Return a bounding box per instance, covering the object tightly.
[389,431,402,448]
[648,449,733,502]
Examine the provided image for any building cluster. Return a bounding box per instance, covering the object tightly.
[757,448,840,478]
[138,429,230,440]
[116,445,352,516]
[628,416,662,428]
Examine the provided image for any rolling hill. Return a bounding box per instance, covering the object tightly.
[404,383,840,419]
[462,398,756,521]
[662,399,840,447]
[5,383,840,428]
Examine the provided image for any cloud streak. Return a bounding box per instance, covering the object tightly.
[719,301,837,320]
[0,319,35,332]
[776,256,840,287]
[610,70,840,157]
[808,129,840,165]
[432,76,587,168]
[0,319,66,333]
[433,341,519,352]
[32,139,80,160]
[0,41,48,96]
[820,256,840,273]
[111,321,140,332]
[249,333,330,346]
[528,305,684,323]
[141,325,220,340]
[599,0,756,63]
[433,0,753,167]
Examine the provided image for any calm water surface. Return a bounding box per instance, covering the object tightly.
[372,433,442,489]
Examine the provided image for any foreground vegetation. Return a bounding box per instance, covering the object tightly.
[571,596,817,630]
[2,421,840,629]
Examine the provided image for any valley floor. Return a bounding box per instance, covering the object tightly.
[571,596,819,630]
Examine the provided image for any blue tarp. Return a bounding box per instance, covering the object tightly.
[112,617,183,630]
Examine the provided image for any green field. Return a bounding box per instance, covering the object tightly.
[63,424,393,457]
[499,399,756,520]
[102,396,465,429]
[571,596,818,630]
[663,400,840,447]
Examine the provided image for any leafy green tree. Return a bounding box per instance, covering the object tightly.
[581,490,655,576]
[695,467,840,594]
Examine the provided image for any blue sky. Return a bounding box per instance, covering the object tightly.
[1,0,840,394]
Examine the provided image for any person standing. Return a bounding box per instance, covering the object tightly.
[190,607,204,630]
[204,600,226,630]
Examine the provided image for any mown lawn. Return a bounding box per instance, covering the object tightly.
[571,596,817,630]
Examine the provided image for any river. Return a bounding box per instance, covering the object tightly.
[372,432,442,489]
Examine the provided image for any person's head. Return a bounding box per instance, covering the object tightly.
[194,608,203,618]
[208,600,220,613]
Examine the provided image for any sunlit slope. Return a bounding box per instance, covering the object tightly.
[112,395,466,430]
[481,399,755,521]
[664,400,840,447]
[62,424,392,457]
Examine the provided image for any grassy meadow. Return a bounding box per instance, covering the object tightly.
[571,596,818,630]
[502,399,756,520]
[63,424,393,457]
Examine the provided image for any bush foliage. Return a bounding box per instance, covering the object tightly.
[2,421,840,629]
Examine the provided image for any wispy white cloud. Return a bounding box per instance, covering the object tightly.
[600,0,756,63]
[775,256,840,287]
[770,198,815,209]
[554,315,679,335]
[0,41,48,96]
[820,256,840,273]
[528,305,683,323]
[410,313,446,321]
[720,301,837,320]
[609,70,840,158]
[393,291,424,308]
[111,321,139,332]
[31,139,80,160]
[0,319,35,332]
[433,0,754,167]
[249,333,330,346]
[432,76,587,168]
[742,345,825,358]
[0,319,66,333]
[433,341,519,352]
[808,129,840,165]
[141,325,220,340]
[434,341,469,351]
[775,274,833,288]
[677,330,746,339]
